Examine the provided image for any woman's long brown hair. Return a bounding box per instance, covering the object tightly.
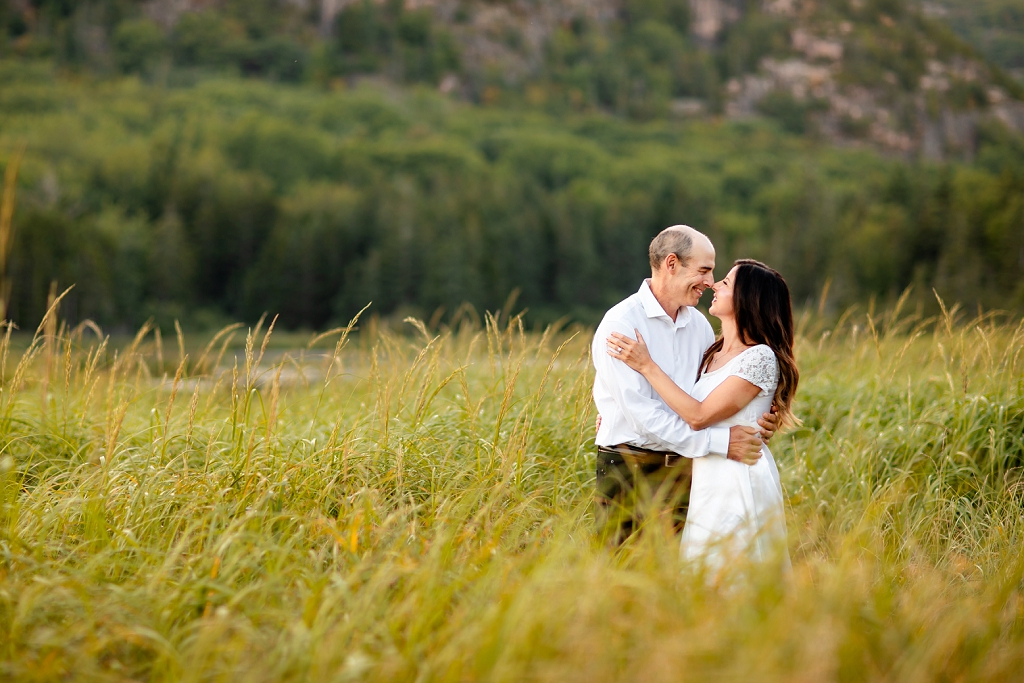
[699,259,800,427]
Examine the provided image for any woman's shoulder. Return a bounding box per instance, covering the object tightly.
[732,344,778,392]
[739,344,776,362]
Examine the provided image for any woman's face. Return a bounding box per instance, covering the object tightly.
[708,265,739,318]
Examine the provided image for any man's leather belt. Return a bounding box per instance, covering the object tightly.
[598,443,686,468]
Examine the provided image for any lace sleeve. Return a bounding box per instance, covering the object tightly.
[733,345,778,395]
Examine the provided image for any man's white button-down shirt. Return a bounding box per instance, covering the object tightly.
[592,279,730,457]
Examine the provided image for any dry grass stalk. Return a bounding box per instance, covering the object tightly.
[0,305,1021,681]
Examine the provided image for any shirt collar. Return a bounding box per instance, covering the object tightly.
[638,279,692,328]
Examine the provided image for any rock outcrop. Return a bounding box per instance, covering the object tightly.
[100,0,1024,158]
[717,4,1024,158]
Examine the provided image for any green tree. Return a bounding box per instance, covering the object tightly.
[112,19,165,74]
[171,11,241,67]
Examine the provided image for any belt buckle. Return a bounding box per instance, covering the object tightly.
[665,453,676,468]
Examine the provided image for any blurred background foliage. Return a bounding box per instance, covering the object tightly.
[0,0,1023,331]
[3,0,1020,115]
[929,0,1024,81]
[2,66,1023,331]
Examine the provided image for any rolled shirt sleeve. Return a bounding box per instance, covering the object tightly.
[594,319,729,458]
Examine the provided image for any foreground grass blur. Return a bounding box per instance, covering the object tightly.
[1,298,1023,681]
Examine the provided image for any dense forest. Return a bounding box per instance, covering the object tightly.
[0,0,1023,330]
[1,62,1022,330]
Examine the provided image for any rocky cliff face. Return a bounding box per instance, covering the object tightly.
[112,0,1024,158]
[416,0,1024,158]
[717,1,1024,158]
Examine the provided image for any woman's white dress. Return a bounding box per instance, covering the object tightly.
[680,344,791,571]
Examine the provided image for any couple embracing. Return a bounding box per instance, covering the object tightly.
[592,225,798,572]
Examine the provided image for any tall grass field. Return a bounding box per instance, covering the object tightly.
[1,294,1023,682]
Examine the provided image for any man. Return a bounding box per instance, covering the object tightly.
[592,225,777,544]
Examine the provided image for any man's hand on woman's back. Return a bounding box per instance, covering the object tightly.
[600,414,766,465]
[758,405,779,442]
[727,426,762,466]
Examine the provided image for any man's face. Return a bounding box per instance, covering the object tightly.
[672,241,716,307]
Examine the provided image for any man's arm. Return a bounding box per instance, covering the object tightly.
[594,321,729,458]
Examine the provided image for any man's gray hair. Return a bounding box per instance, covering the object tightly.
[649,225,695,270]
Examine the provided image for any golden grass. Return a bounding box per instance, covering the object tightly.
[0,300,1023,681]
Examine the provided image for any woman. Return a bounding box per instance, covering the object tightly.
[606,259,798,572]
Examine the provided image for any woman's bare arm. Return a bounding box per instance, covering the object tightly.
[607,330,761,430]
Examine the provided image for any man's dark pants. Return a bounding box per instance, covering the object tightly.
[595,445,693,546]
